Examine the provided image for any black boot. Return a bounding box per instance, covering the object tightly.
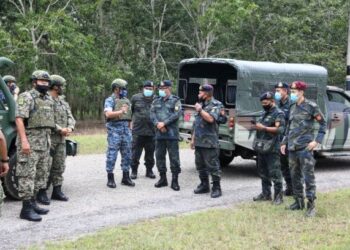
[20,200,42,222]
[288,197,305,210]
[36,189,50,205]
[171,174,180,191]
[305,198,316,217]
[130,167,138,180]
[253,193,272,201]
[273,191,283,205]
[107,173,117,188]
[52,185,69,201]
[121,171,135,187]
[194,177,210,194]
[146,168,156,179]
[211,180,222,198]
[154,172,168,188]
[30,198,49,215]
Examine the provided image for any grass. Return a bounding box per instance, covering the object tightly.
[37,189,350,250]
[71,133,189,155]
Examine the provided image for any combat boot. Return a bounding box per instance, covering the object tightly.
[253,193,272,201]
[30,198,49,215]
[171,174,180,191]
[130,167,138,180]
[20,200,42,222]
[146,168,156,179]
[121,171,135,186]
[288,197,305,210]
[107,173,117,188]
[273,191,283,205]
[211,180,222,198]
[194,177,210,194]
[305,198,316,217]
[51,185,69,201]
[154,172,168,188]
[36,189,50,205]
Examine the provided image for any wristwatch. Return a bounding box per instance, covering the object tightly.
[1,157,9,163]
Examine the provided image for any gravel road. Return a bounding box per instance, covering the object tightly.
[1,149,350,249]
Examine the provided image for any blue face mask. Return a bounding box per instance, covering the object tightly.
[290,93,298,102]
[119,89,128,98]
[274,92,282,101]
[159,90,166,97]
[143,89,153,97]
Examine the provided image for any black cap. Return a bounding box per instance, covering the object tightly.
[143,80,154,87]
[199,84,214,92]
[274,82,289,89]
[159,80,172,87]
[260,91,274,101]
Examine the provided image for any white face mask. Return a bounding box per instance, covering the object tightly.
[159,90,166,97]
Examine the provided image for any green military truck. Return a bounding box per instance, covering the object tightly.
[178,58,350,166]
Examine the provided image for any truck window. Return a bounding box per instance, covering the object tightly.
[327,91,350,111]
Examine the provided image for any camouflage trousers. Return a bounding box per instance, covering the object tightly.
[280,151,293,189]
[131,135,155,171]
[257,152,283,196]
[0,179,4,217]
[105,123,132,173]
[16,149,50,200]
[195,147,221,179]
[48,138,67,187]
[155,139,181,174]
[289,149,316,200]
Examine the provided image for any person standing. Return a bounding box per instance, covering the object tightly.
[281,81,326,217]
[0,129,9,217]
[47,74,76,202]
[130,80,156,179]
[16,70,54,221]
[191,84,223,198]
[252,92,285,205]
[1,75,20,102]
[104,78,135,188]
[274,82,293,196]
[150,80,181,191]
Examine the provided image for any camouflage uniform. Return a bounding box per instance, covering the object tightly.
[104,94,132,173]
[49,95,75,186]
[130,92,155,172]
[16,89,55,200]
[150,94,182,175]
[282,98,326,201]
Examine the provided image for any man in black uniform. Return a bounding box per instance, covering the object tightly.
[130,80,156,179]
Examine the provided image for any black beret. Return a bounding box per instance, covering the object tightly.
[199,84,214,92]
[143,80,154,87]
[260,91,274,101]
[274,82,289,89]
[159,80,172,87]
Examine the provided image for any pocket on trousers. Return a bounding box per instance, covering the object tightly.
[16,152,30,177]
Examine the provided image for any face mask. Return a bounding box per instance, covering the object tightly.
[290,93,298,102]
[119,89,128,98]
[159,90,166,97]
[57,86,64,96]
[143,89,153,97]
[274,92,281,101]
[262,104,272,111]
[36,85,49,94]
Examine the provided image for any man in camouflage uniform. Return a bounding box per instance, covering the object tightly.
[47,75,76,202]
[252,92,285,205]
[281,81,326,217]
[2,75,20,101]
[104,78,135,188]
[191,84,223,198]
[274,82,293,196]
[130,80,156,179]
[150,80,182,191]
[16,70,54,221]
[0,129,9,217]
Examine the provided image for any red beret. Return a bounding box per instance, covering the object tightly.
[290,81,307,90]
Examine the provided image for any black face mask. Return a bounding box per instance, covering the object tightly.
[36,85,49,95]
[262,104,272,111]
[57,87,64,96]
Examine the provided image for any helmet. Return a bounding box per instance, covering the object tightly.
[50,74,66,88]
[31,70,51,82]
[111,78,127,91]
[2,75,16,83]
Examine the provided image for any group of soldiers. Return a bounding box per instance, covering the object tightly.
[104,79,224,198]
[0,71,76,222]
[252,81,326,217]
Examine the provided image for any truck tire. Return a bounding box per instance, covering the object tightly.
[219,150,234,167]
[2,151,20,200]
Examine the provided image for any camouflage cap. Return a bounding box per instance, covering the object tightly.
[290,81,307,90]
[111,78,127,89]
[260,91,274,101]
[2,75,16,83]
[143,80,154,87]
[158,80,172,87]
[274,82,289,89]
[50,74,66,87]
[199,84,214,93]
[31,70,51,82]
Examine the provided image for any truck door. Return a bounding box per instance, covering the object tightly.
[325,90,350,150]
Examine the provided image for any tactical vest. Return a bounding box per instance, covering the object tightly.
[110,97,132,121]
[54,98,69,128]
[26,92,55,129]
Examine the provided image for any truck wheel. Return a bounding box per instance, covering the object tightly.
[3,151,20,200]
[219,150,234,167]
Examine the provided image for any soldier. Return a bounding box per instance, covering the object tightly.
[191,84,223,198]
[1,75,20,102]
[104,78,135,188]
[130,80,156,179]
[0,129,9,217]
[252,92,285,205]
[150,80,181,191]
[47,75,76,202]
[281,81,326,217]
[16,70,54,221]
[274,82,293,196]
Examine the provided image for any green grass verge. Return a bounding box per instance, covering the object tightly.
[71,133,189,155]
[37,189,350,250]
